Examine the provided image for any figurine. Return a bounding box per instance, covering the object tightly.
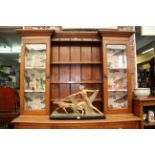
[66,85,102,114]
[52,85,103,115]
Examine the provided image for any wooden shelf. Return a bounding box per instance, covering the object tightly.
[52,31,101,41]
[108,89,128,92]
[133,96,155,102]
[51,61,102,65]
[24,90,45,93]
[143,121,155,126]
[51,98,103,102]
[94,98,102,102]
[51,81,103,84]
[143,102,155,106]
[108,67,127,70]
[52,38,101,42]
[25,67,45,70]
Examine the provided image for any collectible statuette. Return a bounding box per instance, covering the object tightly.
[51,85,105,120]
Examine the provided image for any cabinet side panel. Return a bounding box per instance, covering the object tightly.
[130,34,137,89]
[20,41,25,114]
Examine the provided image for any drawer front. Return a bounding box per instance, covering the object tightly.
[50,121,140,129]
[14,121,140,129]
[101,122,140,129]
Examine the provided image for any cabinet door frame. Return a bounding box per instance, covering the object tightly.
[102,37,132,114]
[20,36,50,115]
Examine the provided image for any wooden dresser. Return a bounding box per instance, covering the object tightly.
[12,27,141,129]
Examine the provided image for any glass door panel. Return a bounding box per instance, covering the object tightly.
[107,45,128,110]
[24,44,46,111]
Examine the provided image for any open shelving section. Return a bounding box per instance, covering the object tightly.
[50,37,103,112]
[133,96,155,128]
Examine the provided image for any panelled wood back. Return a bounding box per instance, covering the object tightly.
[50,41,103,112]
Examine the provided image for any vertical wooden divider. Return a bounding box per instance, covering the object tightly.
[51,46,59,101]
[69,44,71,96]
[90,44,92,86]
[58,45,60,101]
[70,45,81,94]
[59,45,70,99]
[81,44,92,86]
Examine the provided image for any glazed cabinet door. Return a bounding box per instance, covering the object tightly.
[20,37,50,115]
[103,39,132,114]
